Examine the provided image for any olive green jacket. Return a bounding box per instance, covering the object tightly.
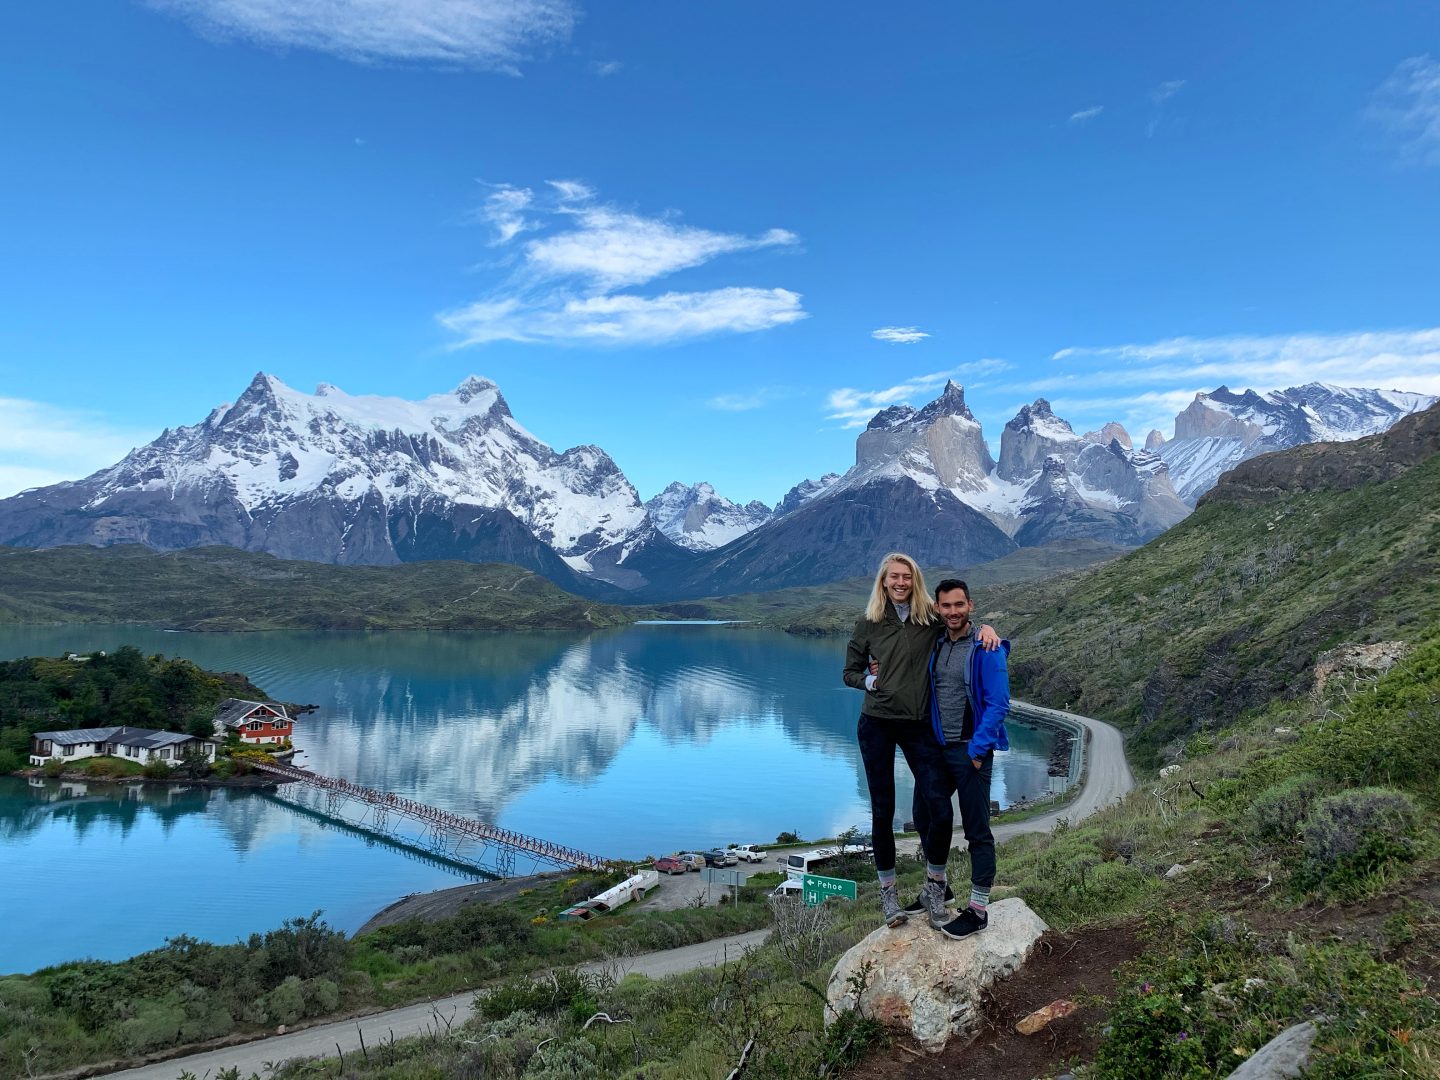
[842,601,939,723]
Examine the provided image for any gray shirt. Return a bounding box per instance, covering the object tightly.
[933,631,975,743]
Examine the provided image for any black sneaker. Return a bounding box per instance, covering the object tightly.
[902,882,955,914]
[939,908,988,939]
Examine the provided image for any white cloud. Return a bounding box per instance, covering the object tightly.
[441,287,806,346]
[871,326,930,344]
[0,398,154,499]
[1147,79,1186,136]
[825,360,1010,428]
[474,183,534,244]
[707,388,786,412]
[142,0,575,72]
[590,59,623,77]
[1150,79,1186,105]
[1069,105,1104,124]
[1368,55,1440,166]
[446,182,805,347]
[525,209,796,291]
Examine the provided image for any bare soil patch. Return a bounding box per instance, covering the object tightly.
[845,924,1144,1080]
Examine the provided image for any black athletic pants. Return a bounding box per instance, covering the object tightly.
[912,745,996,889]
[856,714,954,873]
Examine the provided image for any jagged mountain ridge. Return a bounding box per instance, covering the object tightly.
[0,373,685,596]
[643,482,772,551]
[1158,383,1436,504]
[0,373,1431,600]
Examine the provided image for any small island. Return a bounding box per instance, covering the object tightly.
[0,645,302,783]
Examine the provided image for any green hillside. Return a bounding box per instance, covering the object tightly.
[0,545,647,631]
[993,445,1440,766]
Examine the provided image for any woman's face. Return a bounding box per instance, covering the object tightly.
[883,561,913,605]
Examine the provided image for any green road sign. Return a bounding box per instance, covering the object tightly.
[802,873,858,907]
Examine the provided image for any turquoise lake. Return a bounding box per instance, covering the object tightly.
[0,623,1061,973]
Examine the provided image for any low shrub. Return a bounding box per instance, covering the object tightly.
[478,969,600,1023]
[1244,772,1323,845]
[1296,787,1418,895]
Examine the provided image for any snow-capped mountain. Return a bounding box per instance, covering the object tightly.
[0,373,687,594]
[771,473,840,519]
[1158,383,1437,505]
[643,482,771,551]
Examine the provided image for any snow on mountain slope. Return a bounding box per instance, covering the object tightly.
[644,482,771,551]
[0,373,682,590]
[1159,383,1438,504]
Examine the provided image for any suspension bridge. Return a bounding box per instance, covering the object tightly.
[253,760,612,877]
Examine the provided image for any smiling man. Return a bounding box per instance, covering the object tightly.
[925,577,1011,938]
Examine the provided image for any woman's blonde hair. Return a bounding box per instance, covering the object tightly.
[864,552,936,624]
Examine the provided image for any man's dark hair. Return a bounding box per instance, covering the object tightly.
[934,578,970,601]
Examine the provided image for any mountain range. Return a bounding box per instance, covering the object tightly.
[0,374,1430,600]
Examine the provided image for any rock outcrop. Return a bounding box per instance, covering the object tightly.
[825,898,1047,1052]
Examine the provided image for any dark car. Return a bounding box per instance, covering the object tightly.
[704,849,729,867]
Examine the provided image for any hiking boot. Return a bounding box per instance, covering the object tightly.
[939,907,988,940]
[903,881,955,915]
[920,879,951,928]
[879,883,908,928]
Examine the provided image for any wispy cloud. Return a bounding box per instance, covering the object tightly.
[142,0,575,73]
[589,59,623,77]
[1147,78,1186,136]
[707,387,788,412]
[825,361,1010,428]
[442,182,805,346]
[1367,55,1440,166]
[1068,105,1104,124]
[1040,326,1440,437]
[0,398,154,499]
[871,326,930,344]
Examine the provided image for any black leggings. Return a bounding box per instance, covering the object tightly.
[856,714,954,873]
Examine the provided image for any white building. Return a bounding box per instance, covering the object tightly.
[29,727,217,767]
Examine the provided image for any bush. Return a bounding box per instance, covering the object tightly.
[478,969,600,1022]
[142,759,174,779]
[264,976,305,1025]
[41,758,67,777]
[0,747,21,773]
[1245,773,1323,845]
[1296,787,1418,895]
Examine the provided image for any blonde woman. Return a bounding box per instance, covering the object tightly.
[843,553,997,928]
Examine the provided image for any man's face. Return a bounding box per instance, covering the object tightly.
[936,587,973,631]
[884,562,913,604]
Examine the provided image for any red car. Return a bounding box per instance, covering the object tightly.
[654,856,688,875]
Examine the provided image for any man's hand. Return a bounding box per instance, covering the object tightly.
[977,623,1000,651]
[972,758,983,770]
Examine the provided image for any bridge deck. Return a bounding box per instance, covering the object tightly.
[254,760,612,872]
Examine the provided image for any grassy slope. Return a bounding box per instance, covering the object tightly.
[0,545,650,631]
[982,451,1440,766]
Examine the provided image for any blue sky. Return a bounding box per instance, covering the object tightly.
[2,1,1438,504]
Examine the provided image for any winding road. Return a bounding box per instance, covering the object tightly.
[93,703,1132,1080]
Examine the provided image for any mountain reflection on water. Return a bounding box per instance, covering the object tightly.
[0,623,1061,972]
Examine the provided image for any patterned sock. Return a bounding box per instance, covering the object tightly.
[878,869,897,887]
[926,862,948,884]
[970,885,991,915]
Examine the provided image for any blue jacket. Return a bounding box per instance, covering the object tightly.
[928,632,1011,760]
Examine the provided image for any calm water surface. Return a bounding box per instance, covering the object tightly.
[0,624,1060,973]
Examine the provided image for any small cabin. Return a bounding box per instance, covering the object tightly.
[213,698,294,745]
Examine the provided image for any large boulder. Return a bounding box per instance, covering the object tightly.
[825,898,1047,1052]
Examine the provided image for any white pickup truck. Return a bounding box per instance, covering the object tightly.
[730,844,769,863]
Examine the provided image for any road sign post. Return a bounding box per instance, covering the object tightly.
[802,873,857,907]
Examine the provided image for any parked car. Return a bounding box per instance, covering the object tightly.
[704,849,729,867]
[654,856,688,875]
[678,852,706,871]
[731,844,768,863]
